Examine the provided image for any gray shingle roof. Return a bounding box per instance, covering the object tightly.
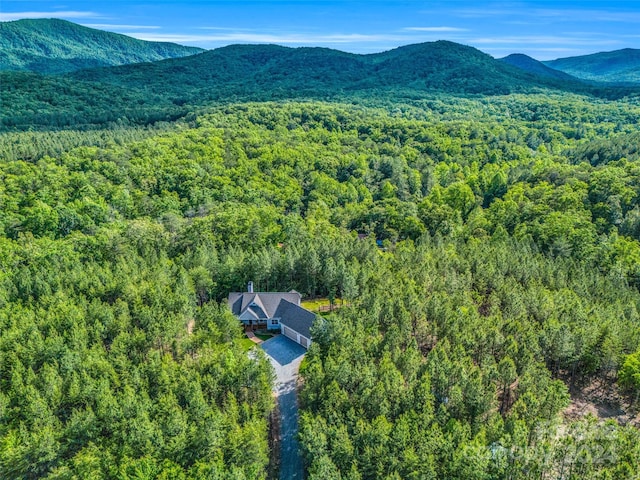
[228,291,302,318]
[275,300,316,339]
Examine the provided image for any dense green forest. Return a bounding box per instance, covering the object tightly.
[1,90,640,478]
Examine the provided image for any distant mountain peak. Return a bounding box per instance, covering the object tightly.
[0,18,204,74]
[500,53,580,81]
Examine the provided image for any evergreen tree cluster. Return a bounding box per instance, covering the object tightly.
[1,100,639,478]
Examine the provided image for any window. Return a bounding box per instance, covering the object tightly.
[270,318,279,325]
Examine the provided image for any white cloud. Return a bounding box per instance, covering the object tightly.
[489,47,584,54]
[451,6,640,23]
[83,24,161,30]
[197,27,257,31]
[471,36,621,47]
[531,8,640,22]
[441,7,522,18]
[404,26,469,32]
[128,32,409,45]
[128,26,481,49]
[0,11,101,21]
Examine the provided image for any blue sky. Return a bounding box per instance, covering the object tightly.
[2,1,640,59]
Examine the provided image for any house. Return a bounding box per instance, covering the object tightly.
[228,282,316,349]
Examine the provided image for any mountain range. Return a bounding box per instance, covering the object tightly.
[2,19,640,132]
[2,19,640,86]
[2,19,640,85]
[69,40,583,97]
[0,18,204,74]
[544,49,640,84]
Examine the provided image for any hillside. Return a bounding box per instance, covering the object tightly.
[0,71,188,130]
[3,40,639,132]
[72,40,583,97]
[544,48,640,84]
[500,53,579,81]
[368,41,580,93]
[0,18,204,74]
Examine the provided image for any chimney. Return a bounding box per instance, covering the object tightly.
[247,281,254,293]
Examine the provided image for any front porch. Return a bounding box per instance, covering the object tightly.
[242,319,281,331]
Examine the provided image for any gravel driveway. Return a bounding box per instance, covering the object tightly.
[261,335,306,480]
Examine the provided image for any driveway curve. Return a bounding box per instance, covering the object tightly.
[261,335,306,480]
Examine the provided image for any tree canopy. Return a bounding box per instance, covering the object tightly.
[1,98,639,478]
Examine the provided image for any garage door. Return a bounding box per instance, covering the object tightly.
[283,325,298,342]
[299,336,309,348]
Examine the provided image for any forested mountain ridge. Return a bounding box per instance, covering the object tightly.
[1,100,640,478]
[70,40,588,96]
[0,19,204,74]
[544,48,640,84]
[5,38,640,132]
[500,53,579,81]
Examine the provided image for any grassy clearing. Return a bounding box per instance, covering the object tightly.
[301,298,333,311]
[302,297,345,313]
[237,337,257,351]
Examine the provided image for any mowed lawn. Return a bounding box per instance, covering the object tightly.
[237,337,257,351]
[301,298,332,312]
[301,298,345,312]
